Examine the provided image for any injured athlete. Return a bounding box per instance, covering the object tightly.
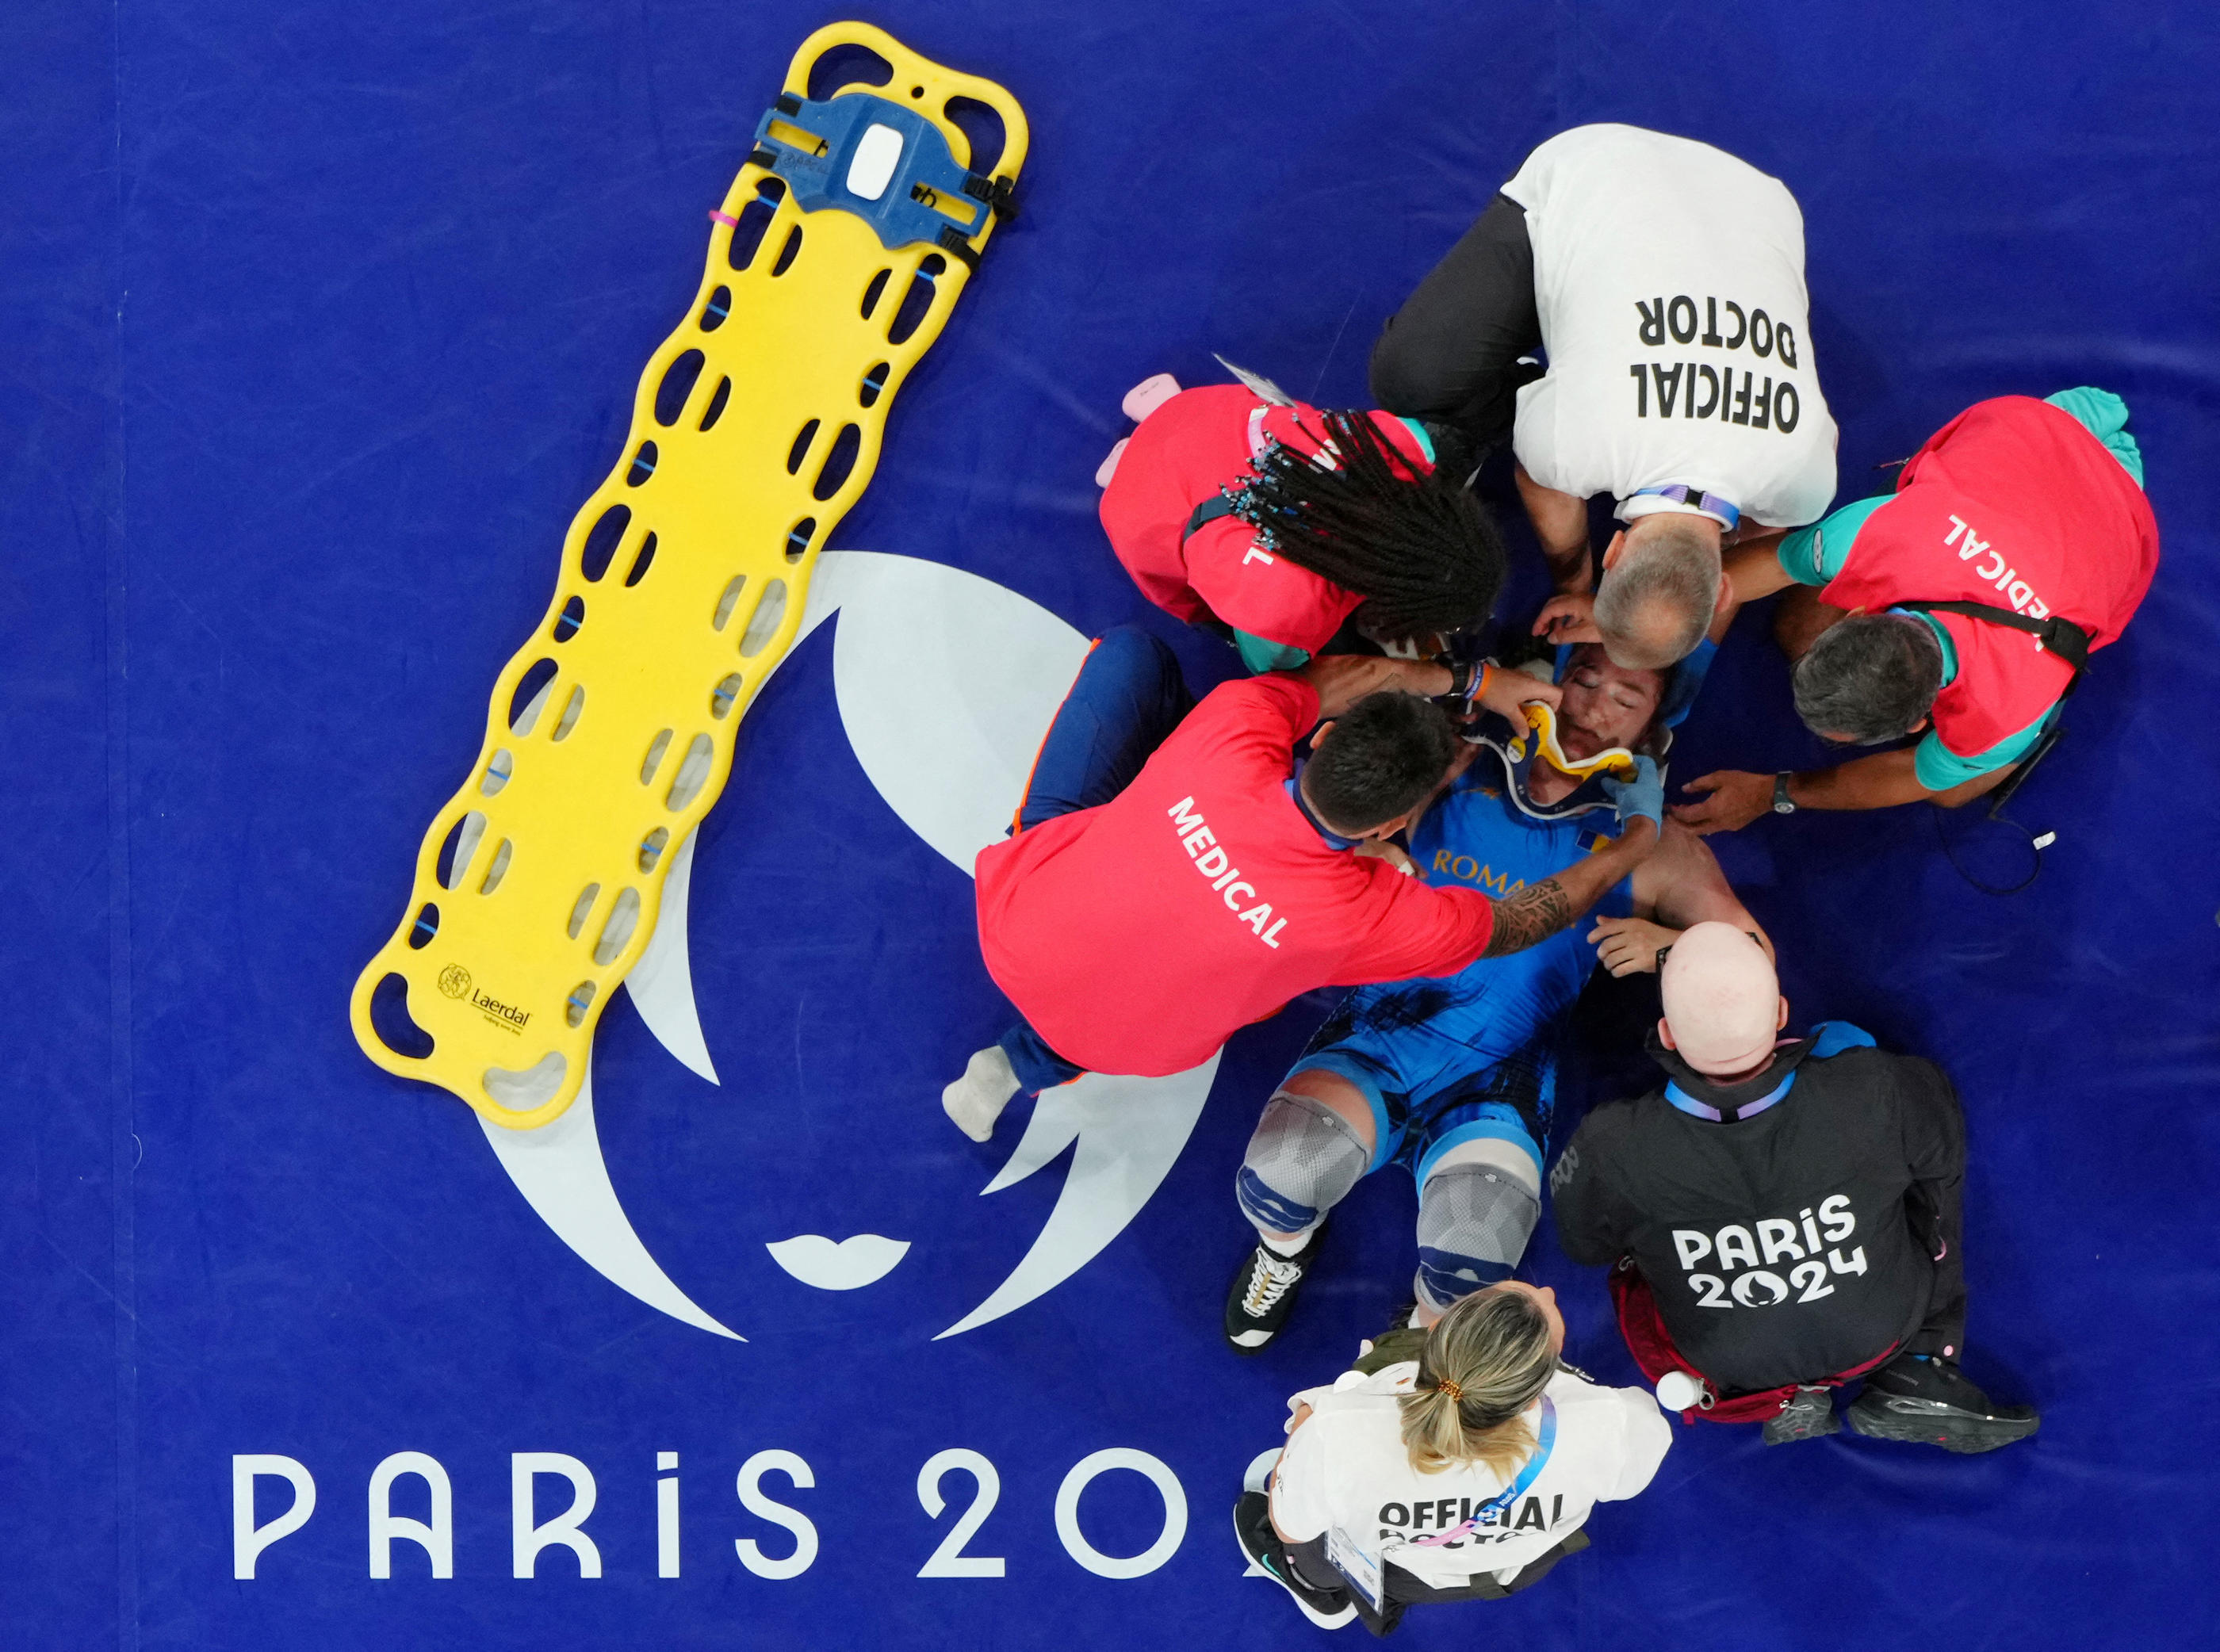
[1224,643,1770,1352]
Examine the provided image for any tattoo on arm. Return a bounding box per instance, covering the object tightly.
[1480,877,1574,958]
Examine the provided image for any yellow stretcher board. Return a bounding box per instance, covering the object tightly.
[350,22,1029,1129]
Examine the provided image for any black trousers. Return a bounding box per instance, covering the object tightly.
[1368,193,1543,453]
[1285,1527,1589,1638]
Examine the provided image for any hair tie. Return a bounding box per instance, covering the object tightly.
[1434,1378,1463,1403]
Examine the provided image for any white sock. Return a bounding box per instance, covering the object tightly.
[1259,1226,1315,1259]
[942,1046,1021,1143]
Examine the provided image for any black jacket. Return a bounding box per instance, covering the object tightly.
[1551,1025,1966,1394]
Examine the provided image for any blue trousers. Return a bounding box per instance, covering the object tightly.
[997,626,1196,1092]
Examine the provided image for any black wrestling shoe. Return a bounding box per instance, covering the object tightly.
[1844,1355,2041,1454]
[1233,1492,1357,1631]
[1762,1386,1841,1447]
[1223,1227,1325,1354]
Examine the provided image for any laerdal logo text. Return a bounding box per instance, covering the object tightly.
[472,988,531,1031]
[1166,797,1287,949]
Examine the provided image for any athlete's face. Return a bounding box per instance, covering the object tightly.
[1557,645,1664,758]
[1490,1279,1566,1355]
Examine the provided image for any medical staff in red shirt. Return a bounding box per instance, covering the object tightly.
[941,627,1664,1141]
[1097,380,1506,673]
[1676,388,2157,831]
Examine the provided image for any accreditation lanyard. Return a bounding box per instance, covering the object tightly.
[1407,1396,1558,1549]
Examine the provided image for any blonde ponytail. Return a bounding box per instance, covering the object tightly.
[1398,1287,1556,1478]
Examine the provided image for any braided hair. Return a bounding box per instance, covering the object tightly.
[1231,410,1506,642]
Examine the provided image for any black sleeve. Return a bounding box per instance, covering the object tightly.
[1549,1106,1636,1268]
[1893,1056,1969,1356]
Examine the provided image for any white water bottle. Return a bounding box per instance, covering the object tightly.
[1655,1370,1705,1412]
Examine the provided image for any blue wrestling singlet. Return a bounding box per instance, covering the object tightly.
[1290,748,1636,1185]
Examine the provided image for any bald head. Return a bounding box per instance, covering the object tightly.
[1659,922,1784,1079]
[1594,514,1722,668]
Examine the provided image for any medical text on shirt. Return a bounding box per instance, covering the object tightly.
[1669,1193,1870,1309]
[1944,514,2054,625]
[1167,797,1288,949]
[1628,294,1803,433]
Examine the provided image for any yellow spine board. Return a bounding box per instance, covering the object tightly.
[350,22,1029,1129]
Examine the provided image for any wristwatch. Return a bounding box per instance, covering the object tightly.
[1771,772,1797,814]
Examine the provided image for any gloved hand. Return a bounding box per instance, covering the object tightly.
[1601,756,1664,832]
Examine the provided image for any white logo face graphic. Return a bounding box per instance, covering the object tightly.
[473,551,1220,1340]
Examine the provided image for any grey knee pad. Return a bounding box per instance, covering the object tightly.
[1235,1091,1370,1235]
[1414,1163,1541,1312]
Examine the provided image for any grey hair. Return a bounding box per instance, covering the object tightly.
[1792,614,1945,743]
[1593,515,1720,668]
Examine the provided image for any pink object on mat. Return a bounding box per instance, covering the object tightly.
[1094,438,1130,489]
[1120,373,1181,423]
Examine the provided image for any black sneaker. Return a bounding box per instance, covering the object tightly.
[1233,1492,1357,1631]
[1844,1355,2040,1454]
[1761,1386,1841,1447]
[1223,1228,1324,1354]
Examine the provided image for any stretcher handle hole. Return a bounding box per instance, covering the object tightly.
[480,749,514,797]
[787,419,819,475]
[368,973,435,1061]
[624,532,658,587]
[712,576,748,631]
[479,839,512,896]
[785,518,815,562]
[627,441,658,486]
[641,728,673,786]
[665,733,715,812]
[580,504,630,582]
[886,254,944,346]
[859,362,889,408]
[710,673,743,720]
[567,882,603,941]
[860,268,892,319]
[550,684,585,742]
[483,1051,567,1113]
[738,579,789,658]
[637,827,670,874]
[699,377,732,432]
[655,350,706,426]
[565,981,598,1030]
[408,902,439,950]
[594,887,642,966]
[769,224,803,278]
[812,425,861,501]
[725,180,784,272]
[699,285,732,332]
[943,96,1006,175]
[509,659,558,735]
[436,811,488,891]
[806,42,893,101]
[553,595,585,642]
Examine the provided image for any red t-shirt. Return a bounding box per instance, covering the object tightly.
[1820,396,2159,755]
[1097,385,1433,654]
[974,674,1497,1077]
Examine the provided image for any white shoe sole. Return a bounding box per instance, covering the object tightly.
[1233,1507,1356,1629]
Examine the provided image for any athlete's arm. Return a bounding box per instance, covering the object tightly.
[1516,461,1594,594]
[1297,655,1453,718]
[1479,817,1659,958]
[1591,821,1774,977]
[1671,751,2008,835]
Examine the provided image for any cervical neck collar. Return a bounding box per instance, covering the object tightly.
[1467,702,1635,824]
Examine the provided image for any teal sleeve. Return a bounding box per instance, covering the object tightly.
[1234,629,1311,673]
[1774,495,1893,587]
[2044,386,2144,488]
[1912,713,2051,790]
